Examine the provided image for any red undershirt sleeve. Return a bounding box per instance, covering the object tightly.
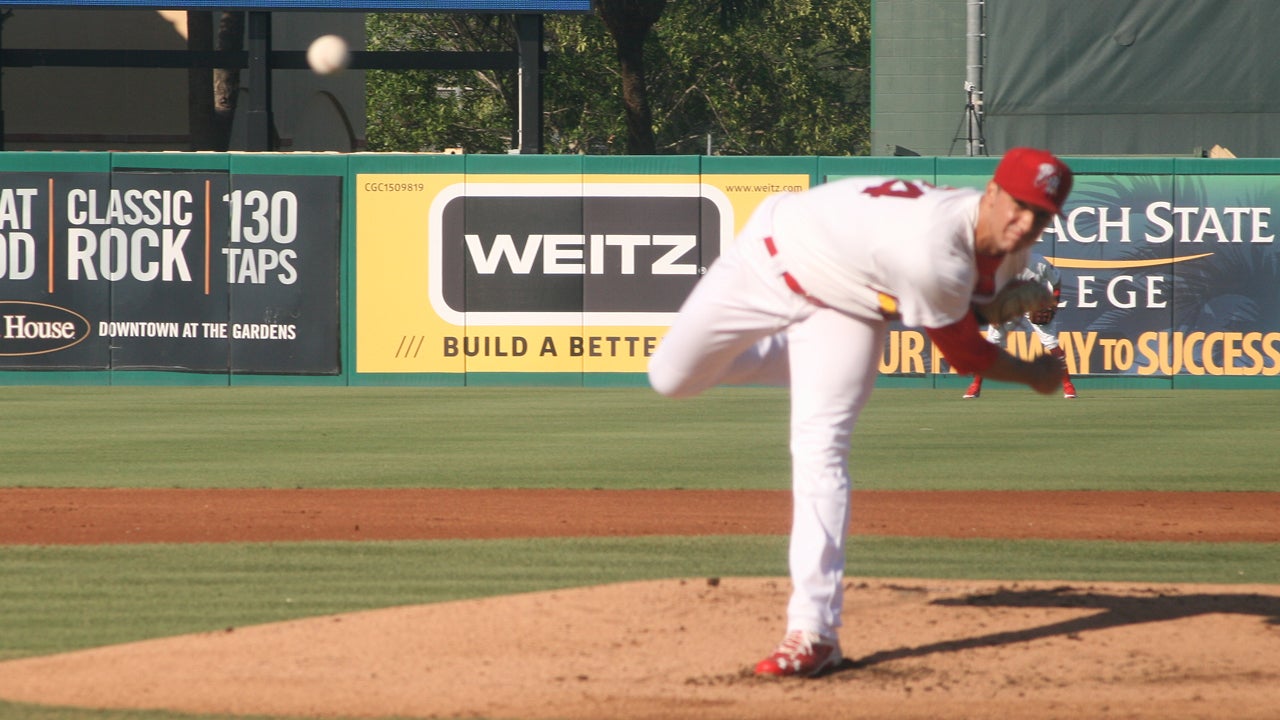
[925,311,1000,375]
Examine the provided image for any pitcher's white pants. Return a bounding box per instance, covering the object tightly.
[648,218,886,638]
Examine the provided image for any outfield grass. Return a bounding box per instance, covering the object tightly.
[1,386,1276,490]
[0,386,1276,720]
[3,535,1276,663]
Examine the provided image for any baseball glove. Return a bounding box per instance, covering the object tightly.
[976,279,1054,325]
[1029,305,1057,325]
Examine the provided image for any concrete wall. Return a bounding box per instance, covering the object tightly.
[869,0,967,158]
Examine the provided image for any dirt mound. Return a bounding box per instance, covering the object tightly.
[2,577,1278,720]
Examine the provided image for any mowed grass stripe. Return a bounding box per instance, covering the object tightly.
[1,387,1276,490]
[2,535,1276,661]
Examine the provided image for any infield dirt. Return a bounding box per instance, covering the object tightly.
[1,488,1277,720]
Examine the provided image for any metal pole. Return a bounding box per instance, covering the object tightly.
[965,0,985,156]
[246,11,273,151]
[515,14,542,154]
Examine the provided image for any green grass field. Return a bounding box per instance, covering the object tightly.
[2,386,1276,490]
[1,386,1277,720]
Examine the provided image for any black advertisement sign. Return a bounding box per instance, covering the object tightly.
[0,171,341,374]
[438,194,717,317]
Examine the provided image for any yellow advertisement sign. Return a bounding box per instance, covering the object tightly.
[354,172,808,374]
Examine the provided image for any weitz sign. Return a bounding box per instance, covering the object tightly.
[428,183,733,326]
[353,171,811,374]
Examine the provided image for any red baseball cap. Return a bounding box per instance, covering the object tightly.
[993,147,1073,215]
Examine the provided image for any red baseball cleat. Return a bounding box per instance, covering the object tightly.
[754,630,842,678]
[963,377,982,399]
[1063,379,1078,398]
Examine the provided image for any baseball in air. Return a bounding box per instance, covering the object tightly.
[307,35,350,75]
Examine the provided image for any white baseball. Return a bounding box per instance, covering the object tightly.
[307,35,350,75]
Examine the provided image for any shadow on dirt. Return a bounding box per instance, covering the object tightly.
[828,585,1280,677]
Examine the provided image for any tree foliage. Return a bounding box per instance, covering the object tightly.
[595,0,665,154]
[366,13,519,153]
[366,0,869,155]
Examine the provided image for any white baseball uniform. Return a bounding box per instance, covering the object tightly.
[987,253,1062,349]
[649,177,1030,640]
[966,252,1076,399]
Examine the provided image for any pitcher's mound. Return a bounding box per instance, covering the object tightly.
[1,577,1278,719]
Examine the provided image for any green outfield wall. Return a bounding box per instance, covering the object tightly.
[0,153,1276,388]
